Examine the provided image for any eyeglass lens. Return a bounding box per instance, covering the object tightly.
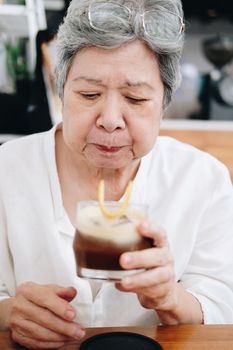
[90,2,131,32]
[143,10,182,39]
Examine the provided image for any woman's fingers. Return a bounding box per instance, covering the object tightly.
[120,246,173,270]
[116,267,177,310]
[12,330,65,349]
[16,283,76,322]
[12,295,84,340]
[117,265,175,291]
[56,286,77,302]
[116,221,178,312]
[138,221,168,248]
[120,221,172,271]
[10,282,86,349]
[13,318,73,342]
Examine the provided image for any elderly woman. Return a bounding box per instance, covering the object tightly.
[0,0,233,349]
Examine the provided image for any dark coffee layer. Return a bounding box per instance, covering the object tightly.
[73,229,153,270]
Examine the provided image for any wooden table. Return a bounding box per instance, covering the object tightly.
[1,325,233,349]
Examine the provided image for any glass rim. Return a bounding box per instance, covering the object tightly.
[76,200,148,209]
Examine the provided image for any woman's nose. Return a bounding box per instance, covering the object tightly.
[96,97,126,133]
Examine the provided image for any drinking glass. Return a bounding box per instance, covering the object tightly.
[73,201,152,281]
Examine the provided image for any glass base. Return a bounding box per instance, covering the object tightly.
[78,267,144,281]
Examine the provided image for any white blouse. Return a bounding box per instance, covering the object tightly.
[0,124,233,326]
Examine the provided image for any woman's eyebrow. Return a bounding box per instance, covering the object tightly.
[72,76,154,91]
[123,81,154,91]
[72,76,104,86]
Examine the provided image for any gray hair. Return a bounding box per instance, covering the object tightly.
[56,0,185,107]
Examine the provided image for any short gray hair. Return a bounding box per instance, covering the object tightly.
[56,0,185,107]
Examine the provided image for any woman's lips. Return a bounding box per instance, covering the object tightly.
[94,144,123,153]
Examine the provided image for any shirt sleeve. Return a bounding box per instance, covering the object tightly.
[0,190,16,301]
[0,281,10,301]
[180,162,233,323]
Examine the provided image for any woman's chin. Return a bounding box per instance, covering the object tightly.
[89,158,130,169]
[84,153,132,170]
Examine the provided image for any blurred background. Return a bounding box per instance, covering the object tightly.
[0,0,233,140]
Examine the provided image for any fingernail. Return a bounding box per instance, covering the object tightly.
[75,329,86,339]
[122,278,132,288]
[123,254,133,266]
[140,221,149,231]
[64,309,75,320]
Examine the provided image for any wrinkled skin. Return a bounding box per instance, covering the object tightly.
[9,283,84,349]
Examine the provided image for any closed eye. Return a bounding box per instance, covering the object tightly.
[79,92,100,100]
[126,96,150,104]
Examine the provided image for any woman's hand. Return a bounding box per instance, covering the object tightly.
[116,221,203,324]
[9,282,85,349]
[117,222,177,311]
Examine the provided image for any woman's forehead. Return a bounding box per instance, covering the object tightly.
[67,41,161,85]
[73,40,156,62]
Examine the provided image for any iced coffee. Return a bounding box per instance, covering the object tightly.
[73,201,152,280]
